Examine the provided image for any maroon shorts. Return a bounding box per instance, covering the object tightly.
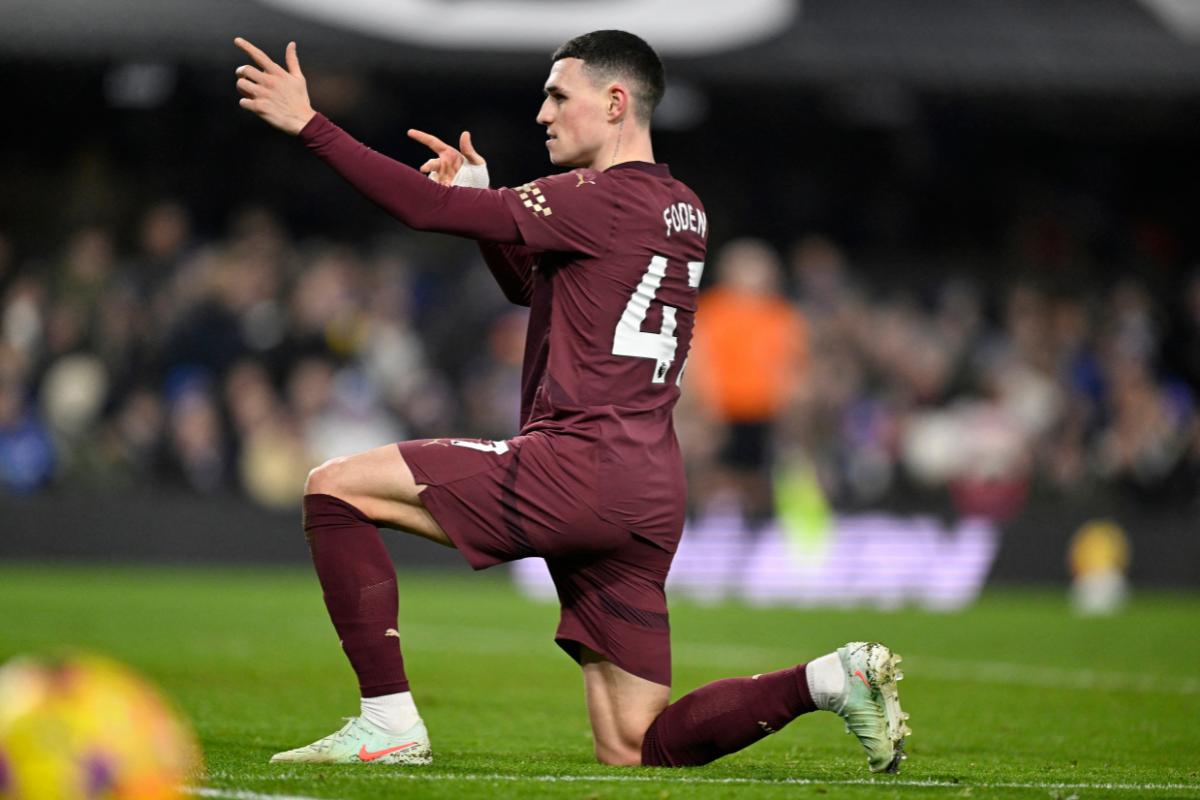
[398,434,676,687]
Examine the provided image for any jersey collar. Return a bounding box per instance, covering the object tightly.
[605,161,671,178]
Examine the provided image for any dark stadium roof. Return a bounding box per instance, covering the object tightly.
[4,0,1200,92]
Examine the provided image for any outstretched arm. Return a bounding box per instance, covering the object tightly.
[233,38,522,244]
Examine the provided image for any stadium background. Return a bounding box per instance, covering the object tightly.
[3,0,1199,590]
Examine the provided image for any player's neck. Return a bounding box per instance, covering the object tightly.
[592,123,654,171]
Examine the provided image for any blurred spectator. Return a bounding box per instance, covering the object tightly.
[1095,353,1194,496]
[790,234,851,318]
[55,226,115,312]
[292,357,404,464]
[0,344,55,493]
[0,233,14,298]
[134,202,192,273]
[461,309,527,440]
[3,276,46,366]
[223,358,307,509]
[100,386,167,482]
[1163,270,1200,396]
[165,376,229,494]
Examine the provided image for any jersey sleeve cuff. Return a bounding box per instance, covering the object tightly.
[298,112,334,145]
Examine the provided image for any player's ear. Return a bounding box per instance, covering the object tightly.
[606,83,630,122]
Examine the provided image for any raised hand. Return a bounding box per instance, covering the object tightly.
[407,129,487,187]
[234,37,315,135]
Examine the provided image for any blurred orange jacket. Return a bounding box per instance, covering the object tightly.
[690,287,808,422]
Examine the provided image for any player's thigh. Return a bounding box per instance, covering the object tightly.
[306,443,451,546]
[307,443,423,503]
[580,647,670,766]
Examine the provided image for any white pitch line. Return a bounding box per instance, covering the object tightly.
[908,656,1200,695]
[190,774,1200,795]
[186,789,329,800]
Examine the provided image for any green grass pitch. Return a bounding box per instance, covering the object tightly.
[1,563,1198,799]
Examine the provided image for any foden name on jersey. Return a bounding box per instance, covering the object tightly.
[663,201,707,239]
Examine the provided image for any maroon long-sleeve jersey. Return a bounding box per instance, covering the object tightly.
[300,114,708,551]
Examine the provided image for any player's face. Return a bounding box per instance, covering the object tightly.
[538,58,611,168]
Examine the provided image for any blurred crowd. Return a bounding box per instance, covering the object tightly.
[0,202,526,508]
[683,236,1200,523]
[2,200,1199,520]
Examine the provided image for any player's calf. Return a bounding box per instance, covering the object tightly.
[640,666,814,767]
[638,643,909,772]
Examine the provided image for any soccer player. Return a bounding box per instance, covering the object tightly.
[233,30,909,771]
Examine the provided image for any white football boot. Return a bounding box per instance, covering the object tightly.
[270,716,432,765]
[832,641,910,773]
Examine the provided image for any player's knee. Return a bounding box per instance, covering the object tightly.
[304,457,348,497]
[593,723,648,767]
[594,739,643,767]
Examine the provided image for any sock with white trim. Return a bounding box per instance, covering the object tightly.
[805,652,848,712]
[360,691,421,735]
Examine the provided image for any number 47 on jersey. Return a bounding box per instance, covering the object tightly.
[612,256,704,385]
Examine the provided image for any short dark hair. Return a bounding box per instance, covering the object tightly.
[552,30,665,126]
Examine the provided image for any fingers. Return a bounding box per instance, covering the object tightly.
[407,128,449,153]
[284,41,303,77]
[459,131,485,165]
[419,158,452,185]
[235,64,268,84]
[234,37,282,74]
[236,77,260,98]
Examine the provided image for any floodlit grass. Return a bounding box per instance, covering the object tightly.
[1,563,1198,799]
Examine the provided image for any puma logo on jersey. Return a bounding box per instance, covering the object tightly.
[516,182,553,217]
[574,171,597,187]
[663,201,707,238]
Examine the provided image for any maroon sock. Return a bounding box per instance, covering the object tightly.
[303,493,409,697]
[641,665,816,767]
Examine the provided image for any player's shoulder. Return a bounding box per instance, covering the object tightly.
[606,164,706,215]
[658,168,702,206]
[622,164,704,211]
[519,168,604,192]
[670,177,705,212]
[508,169,607,217]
